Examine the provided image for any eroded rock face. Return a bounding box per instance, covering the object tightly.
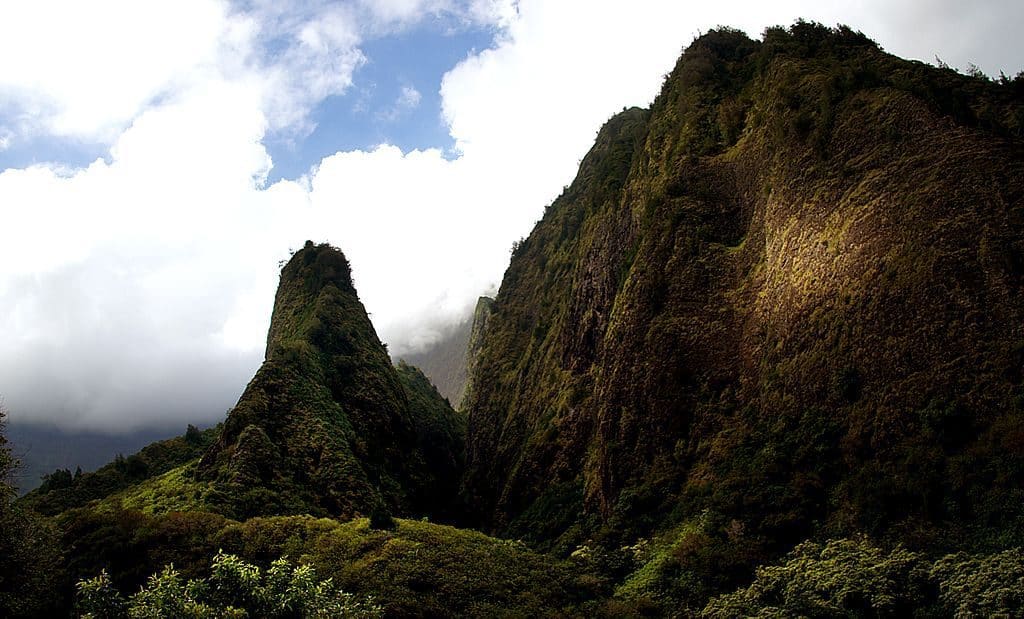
[463,25,1024,551]
[456,296,494,410]
[199,242,464,520]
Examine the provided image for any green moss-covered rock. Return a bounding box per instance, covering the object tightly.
[463,21,1024,586]
[198,242,464,521]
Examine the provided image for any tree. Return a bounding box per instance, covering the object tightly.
[0,403,65,617]
[185,424,203,445]
[701,538,930,617]
[368,502,397,531]
[930,549,1024,617]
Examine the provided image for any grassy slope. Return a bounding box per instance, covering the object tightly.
[20,425,218,516]
[56,509,592,618]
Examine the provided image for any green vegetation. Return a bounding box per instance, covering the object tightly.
[77,552,380,618]
[393,361,466,521]
[0,405,64,617]
[613,513,759,611]
[458,296,495,412]
[61,512,588,618]
[22,424,219,516]
[930,549,1024,617]
[96,461,214,515]
[307,518,589,617]
[702,538,1024,618]
[463,19,1024,610]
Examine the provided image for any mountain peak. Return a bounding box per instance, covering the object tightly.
[464,22,1024,552]
[265,241,356,361]
[198,242,464,520]
[281,241,354,294]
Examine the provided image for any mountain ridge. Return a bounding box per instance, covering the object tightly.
[463,23,1024,562]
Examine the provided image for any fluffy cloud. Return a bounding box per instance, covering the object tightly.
[0,0,1021,431]
[0,1,232,142]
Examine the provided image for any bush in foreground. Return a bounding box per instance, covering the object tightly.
[77,551,380,619]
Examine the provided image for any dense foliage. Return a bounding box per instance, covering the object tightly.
[701,538,1024,618]
[0,406,64,617]
[393,361,466,521]
[56,511,589,618]
[77,552,380,618]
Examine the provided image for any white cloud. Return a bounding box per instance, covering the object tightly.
[0,0,369,145]
[0,0,1021,430]
[399,86,423,109]
[0,0,232,142]
[378,85,423,121]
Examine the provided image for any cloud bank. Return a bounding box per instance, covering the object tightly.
[0,0,1021,431]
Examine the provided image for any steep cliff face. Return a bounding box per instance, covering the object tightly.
[199,242,464,520]
[464,24,1024,552]
[454,296,494,410]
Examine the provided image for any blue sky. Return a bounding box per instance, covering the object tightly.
[0,133,107,172]
[265,21,495,182]
[0,0,1021,432]
[0,9,496,182]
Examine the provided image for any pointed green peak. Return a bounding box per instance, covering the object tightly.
[265,241,359,362]
[280,241,354,297]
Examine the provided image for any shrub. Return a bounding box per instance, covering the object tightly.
[701,538,929,617]
[930,548,1024,617]
[76,552,380,619]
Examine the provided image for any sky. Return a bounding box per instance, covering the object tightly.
[0,0,1021,432]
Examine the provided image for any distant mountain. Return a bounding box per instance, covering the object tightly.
[7,423,186,494]
[400,296,494,410]
[464,22,1024,568]
[400,316,472,406]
